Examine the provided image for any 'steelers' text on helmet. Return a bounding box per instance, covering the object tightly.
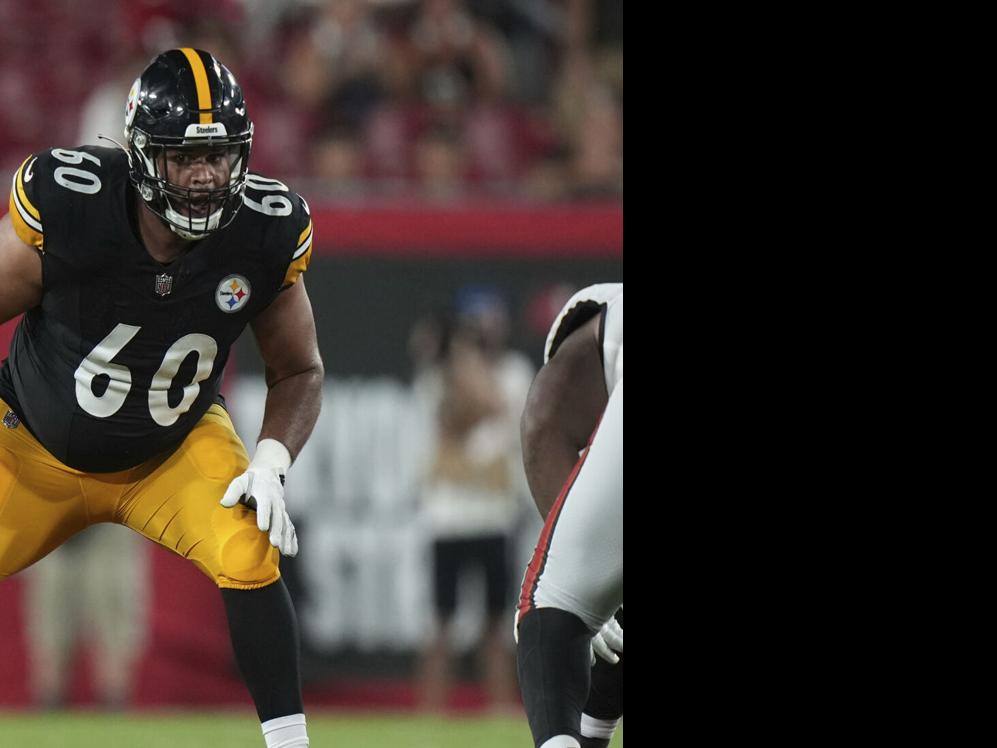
[124,48,253,240]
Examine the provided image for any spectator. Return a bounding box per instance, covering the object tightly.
[0,0,622,199]
[309,0,390,130]
[23,527,149,710]
[413,125,466,201]
[565,82,623,199]
[413,287,535,713]
[76,52,148,148]
[523,146,572,202]
[408,0,510,108]
[547,1,623,199]
[308,126,368,199]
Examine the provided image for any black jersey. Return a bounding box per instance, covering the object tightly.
[1,146,314,472]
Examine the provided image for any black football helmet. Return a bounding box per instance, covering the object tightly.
[123,48,253,239]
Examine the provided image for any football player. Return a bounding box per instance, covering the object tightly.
[0,49,322,748]
[515,284,623,748]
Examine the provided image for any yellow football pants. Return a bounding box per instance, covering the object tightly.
[0,398,280,589]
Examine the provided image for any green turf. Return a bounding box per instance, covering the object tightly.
[0,711,622,747]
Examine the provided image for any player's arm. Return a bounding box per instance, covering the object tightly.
[521,314,608,518]
[0,213,43,324]
[220,277,323,556]
[249,277,325,460]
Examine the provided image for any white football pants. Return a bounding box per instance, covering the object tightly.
[518,379,623,633]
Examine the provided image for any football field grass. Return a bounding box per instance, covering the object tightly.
[0,710,623,747]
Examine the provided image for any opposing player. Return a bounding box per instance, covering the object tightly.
[515,283,623,748]
[0,49,322,748]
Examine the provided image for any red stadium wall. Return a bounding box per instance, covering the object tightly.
[0,203,621,709]
[306,202,623,256]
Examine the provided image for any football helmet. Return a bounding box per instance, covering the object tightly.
[124,48,253,240]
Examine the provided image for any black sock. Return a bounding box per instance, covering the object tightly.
[221,578,303,722]
[517,608,592,748]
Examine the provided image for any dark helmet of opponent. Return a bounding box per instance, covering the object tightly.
[123,48,253,240]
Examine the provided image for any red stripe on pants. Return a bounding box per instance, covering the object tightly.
[517,414,604,621]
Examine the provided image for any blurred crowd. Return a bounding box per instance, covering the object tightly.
[0,0,622,202]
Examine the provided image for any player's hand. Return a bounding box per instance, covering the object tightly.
[220,438,298,557]
[590,615,624,665]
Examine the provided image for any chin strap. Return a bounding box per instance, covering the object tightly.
[164,205,224,240]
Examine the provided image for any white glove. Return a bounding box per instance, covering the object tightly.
[220,438,298,557]
[590,615,624,665]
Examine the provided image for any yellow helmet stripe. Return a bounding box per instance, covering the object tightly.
[180,48,213,124]
[15,157,41,222]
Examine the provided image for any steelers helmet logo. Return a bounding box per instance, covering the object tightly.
[216,275,252,313]
[125,77,141,131]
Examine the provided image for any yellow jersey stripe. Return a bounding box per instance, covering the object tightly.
[180,48,213,124]
[292,231,312,261]
[15,157,41,221]
[9,189,43,248]
[297,220,313,247]
[283,244,312,287]
[11,185,42,232]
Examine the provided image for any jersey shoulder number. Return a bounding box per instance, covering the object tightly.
[8,146,116,250]
[241,173,313,289]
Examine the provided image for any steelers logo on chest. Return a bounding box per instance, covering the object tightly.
[216,275,252,313]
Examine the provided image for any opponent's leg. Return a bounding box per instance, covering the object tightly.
[517,608,593,748]
[516,382,623,748]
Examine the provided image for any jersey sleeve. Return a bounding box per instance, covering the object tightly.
[8,154,45,249]
[601,293,623,391]
[544,283,624,364]
[282,194,313,289]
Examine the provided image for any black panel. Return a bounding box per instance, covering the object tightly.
[232,255,623,378]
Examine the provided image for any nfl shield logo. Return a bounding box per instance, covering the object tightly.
[155,273,173,297]
[3,409,19,429]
